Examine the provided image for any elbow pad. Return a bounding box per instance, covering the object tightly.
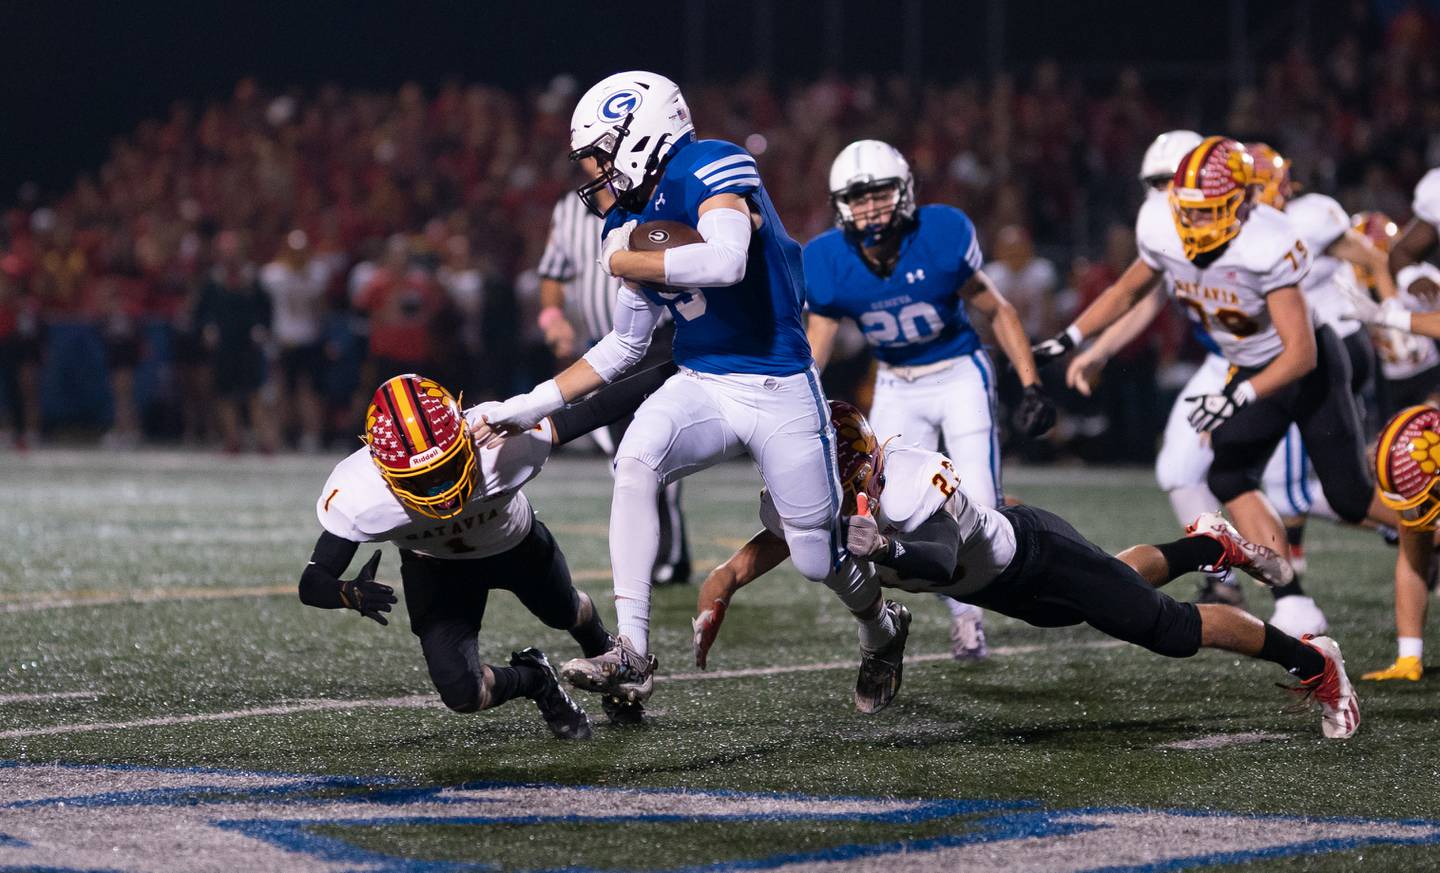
[582,286,659,382]
[663,208,752,287]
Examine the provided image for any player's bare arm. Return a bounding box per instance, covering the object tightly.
[1248,285,1316,397]
[1035,258,1159,363]
[1066,286,1168,396]
[538,277,577,359]
[1327,228,1398,300]
[693,528,792,668]
[1389,217,1438,278]
[606,194,753,287]
[805,312,843,370]
[961,271,1040,388]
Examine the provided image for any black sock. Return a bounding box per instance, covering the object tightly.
[1154,535,1226,580]
[1286,523,1305,549]
[1269,579,1306,601]
[489,664,547,703]
[570,609,614,658]
[1256,623,1326,680]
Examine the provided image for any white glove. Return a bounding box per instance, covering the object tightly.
[476,380,563,447]
[1342,284,1412,332]
[599,220,638,277]
[1185,380,1256,434]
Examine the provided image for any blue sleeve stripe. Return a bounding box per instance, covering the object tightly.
[699,165,759,185]
[694,153,755,180]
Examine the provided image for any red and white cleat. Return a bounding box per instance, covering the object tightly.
[1186,511,1295,588]
[1294,635,1361,740]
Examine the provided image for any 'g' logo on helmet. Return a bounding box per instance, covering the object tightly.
[600,90,643,122]
[647,229,670,244]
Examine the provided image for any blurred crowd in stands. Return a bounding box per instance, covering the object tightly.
[1,1,1437,458]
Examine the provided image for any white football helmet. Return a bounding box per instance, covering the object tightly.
[1139,130,1205,187]
[828,139,916,244]
[569,71,695,217]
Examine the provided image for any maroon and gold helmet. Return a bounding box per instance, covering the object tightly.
[365,374,478,519]
[1376,405,1440,530]
[1351,211,1400,290]
[1246,142,1293,209]
[1169,136,1257,259]
[830,400,882,515]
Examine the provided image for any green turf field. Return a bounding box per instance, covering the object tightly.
[1,449,1438,872]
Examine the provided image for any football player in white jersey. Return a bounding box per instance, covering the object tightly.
[477,71,902,709]
[1348,211,1440,415]
[802,140,1052,662]
[694,403,1360,740]
[1036,136,1395,638]
[1350,168,1440,340]
[301,374,642,739]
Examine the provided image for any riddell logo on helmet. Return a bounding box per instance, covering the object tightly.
[408,446,443,468]
[600,90,642,122]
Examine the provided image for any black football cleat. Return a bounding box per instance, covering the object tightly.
[854,600,911,714]
[510,648,593,740]
[600,694,647,726]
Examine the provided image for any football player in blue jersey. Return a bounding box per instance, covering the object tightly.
[476,72,907,711]
[804,140,1054,661]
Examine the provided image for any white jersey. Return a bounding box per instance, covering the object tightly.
[1414,168,1440,227]
[760,444,1015,597]
[316,415,554,559]
[1287,193,1362,338]
[1137,197,1310,367]
[1371,286,1440,381]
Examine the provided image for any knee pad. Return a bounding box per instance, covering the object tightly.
[783,522,841,583]
[434,673,483,713]
[1146,599,1202,659]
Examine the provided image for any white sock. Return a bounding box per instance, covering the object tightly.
[1399,637,1424,660]
[1168,484,1221,529]
[857,606,897,651]
[611,458,662,656]
[942,595,981,620]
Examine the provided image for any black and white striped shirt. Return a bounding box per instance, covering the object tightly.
[537,194,620,344]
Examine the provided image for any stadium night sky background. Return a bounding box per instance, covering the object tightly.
[3,0,1434,202]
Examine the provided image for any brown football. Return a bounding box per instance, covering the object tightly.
[630,220,703,251]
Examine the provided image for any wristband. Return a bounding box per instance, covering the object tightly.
[537,305,566,332]
[1064,324,1084,347]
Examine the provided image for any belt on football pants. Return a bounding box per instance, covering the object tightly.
[877,358,957,382]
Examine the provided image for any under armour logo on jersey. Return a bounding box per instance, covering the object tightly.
[655,192,667,210]
[906,269,926,284]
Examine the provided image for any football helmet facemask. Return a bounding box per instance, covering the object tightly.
[829,140,916,247]
[365,374,478,520]
[1246,142,1293,209]
[1376,405,1440,530]
[1169,136,1257,260]
[569,71,695,218]
[1138,130,1204,189]
[830,400,884,516]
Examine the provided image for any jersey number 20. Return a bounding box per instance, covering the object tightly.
[860,302,944,347]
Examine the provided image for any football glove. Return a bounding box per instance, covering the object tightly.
[598,219,638,277]
[1031,326,1079,365]
[1013,384,1056,439]
[844,493,888,559]
[477,380,564,447]
[337,550,397,626]
[1185,380,1256,434]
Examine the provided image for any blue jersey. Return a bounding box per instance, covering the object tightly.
[804,205,984,367]
[602,137,811,377]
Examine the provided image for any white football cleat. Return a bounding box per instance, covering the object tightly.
[560,635,657,703]
[1293,635,1360,739]
[949,610,989,661]
[1270,595,1328,638]
[1186,511,1294,588]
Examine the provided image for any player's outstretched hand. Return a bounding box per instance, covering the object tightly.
[475,381,564,448]
[338,550,396,626]
[844,493,888,559]
[1013,384,1056,439]
[692,598,729,670]
[1066,350,1106,397]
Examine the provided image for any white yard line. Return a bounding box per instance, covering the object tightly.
[1158,731,1289,750]
[0,641,1124,741]
[0,585,297,614]
[0,691,100,705]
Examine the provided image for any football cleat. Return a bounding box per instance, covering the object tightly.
[949,610,989,661]
[1291,635,1360,739]
[560,635,657,703]
[600,694,647,726]
[1361,655,1423,682]
[855,600,911,714]
[509,648,592,740]
[1186,512,1294,588]
[1193,569,1246,606]
[1269,595,1328,638]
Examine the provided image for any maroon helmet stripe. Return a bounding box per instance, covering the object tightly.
[381,383,417,456]
[403,378,440,447]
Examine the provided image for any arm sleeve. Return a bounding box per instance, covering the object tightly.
[581,285,663,381]
[662,207,753,287]
[870,509,963,582]
[537,201,578,281]
[298,531,360,609]
[549,358,678,445]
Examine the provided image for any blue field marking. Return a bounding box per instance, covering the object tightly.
[2,762,1438,873]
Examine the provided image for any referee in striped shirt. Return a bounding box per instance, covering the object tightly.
[536,181,691,586]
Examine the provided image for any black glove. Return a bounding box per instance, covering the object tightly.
[337,550,396,625]
[1031,331,1076,365]
[1013,384,1056,439]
